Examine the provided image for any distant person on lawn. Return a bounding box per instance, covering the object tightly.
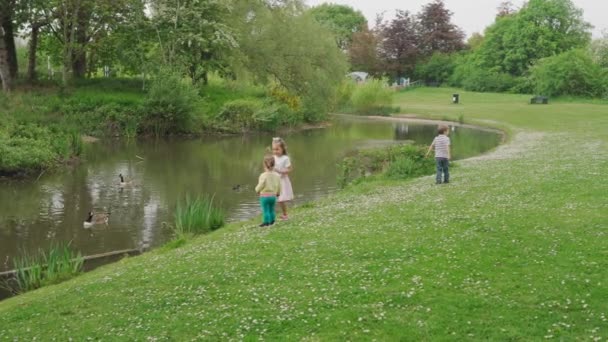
[426,125,451,184]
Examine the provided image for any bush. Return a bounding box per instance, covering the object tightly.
[217,98,264,131]
[450,54,518,93]
[415,53,457,86]
[337,144,435,188]
[530,49,607,97]
[0,124,81,175]
[142,70,199,135]
[173,196,225,237]
[348,79,395,115]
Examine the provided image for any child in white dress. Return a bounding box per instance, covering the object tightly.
[272,137,294,220]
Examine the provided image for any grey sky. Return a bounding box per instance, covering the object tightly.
[306,0,606,38]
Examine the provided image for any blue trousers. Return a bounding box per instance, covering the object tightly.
[436,158,450,184]
[260,196,277,224]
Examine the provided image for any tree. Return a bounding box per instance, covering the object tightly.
[379,10,420,78]
[467,32,484,50]
[233,0,347,120]
[590,31,608,68]
[417,0,465,56]
[0,22,12,91]
[531,49,607,97]
[309,4,367,50]
[476,0,592,76]
[1,0,18,79]
[348,25,381,75]
[15,0,51,81]
[415,52,456,85]
[151,0,236,84]
[496,1,516,19]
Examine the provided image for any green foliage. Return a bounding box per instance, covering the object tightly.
[590,34,608,68]
[415,52,457,85]
[8,243,83,294]
[475,0,591,76]
[309,3,367,50]
[337,144,435,188]
[152,0,236,83]
[142,71,199,135]
[233,3,348,122]
[450,54,517,92]
[173,195,225,238]
[0,123,80,175]
[341,79,396,115]
[530,49,608,97]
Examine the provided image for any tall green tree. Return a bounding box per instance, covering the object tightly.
[477,0,592,76]
[233,0,347,120]
[309,3,367,50]
[151,0,236,84]
[417,0,465,56]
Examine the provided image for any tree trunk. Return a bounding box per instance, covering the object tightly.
[1,15,17,79]
[27,26,40,82]
[71,9,89,79]
[0,26,12,92]
[0,11,12,92]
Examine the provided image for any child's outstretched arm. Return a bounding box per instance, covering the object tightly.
[425,142,434,158]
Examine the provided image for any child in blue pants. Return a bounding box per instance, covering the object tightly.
[426,125,451,184]
[255,155,282,227]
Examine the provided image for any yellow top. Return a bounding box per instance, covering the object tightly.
[255,171,281,195]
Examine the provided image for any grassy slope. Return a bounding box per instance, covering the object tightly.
[1,88,607,340]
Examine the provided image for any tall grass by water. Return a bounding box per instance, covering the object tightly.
[6,243,84,294]
[173,196,225,238]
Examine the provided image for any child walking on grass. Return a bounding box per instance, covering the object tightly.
[426,124,451,184]
[272,137,294,220]
[255,155,281,227]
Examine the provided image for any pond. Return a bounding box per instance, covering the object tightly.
[0,116,502,271]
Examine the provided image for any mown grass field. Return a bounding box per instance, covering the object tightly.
[1,88,607,340]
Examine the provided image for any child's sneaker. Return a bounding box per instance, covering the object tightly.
[280,215,289,221]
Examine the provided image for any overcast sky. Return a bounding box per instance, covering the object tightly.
[306,0,606,38]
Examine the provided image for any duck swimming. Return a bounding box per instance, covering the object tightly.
[83,211,110,228]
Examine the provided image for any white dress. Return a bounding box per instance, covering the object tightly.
[274,155,294,202]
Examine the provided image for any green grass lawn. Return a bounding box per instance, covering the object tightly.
[1,88,607,340]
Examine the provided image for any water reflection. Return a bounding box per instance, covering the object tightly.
[0,117,501,270]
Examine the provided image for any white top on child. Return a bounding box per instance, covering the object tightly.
[432,135,451,159]
[274,155,291,175]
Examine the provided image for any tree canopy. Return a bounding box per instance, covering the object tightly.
[309,3,367,50]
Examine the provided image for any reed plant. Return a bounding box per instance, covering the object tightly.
[9,243,84,294]
[173,195,225,237]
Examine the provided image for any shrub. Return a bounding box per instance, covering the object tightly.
[450,54,518,93]
[142,70,199,135]
[415,53,458,86]
[337,144,435,188]
[173,195,225,237]
[349,79,395,115]
[217,98,264,131]
[530,49,607,97]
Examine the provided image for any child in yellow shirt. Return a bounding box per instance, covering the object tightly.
[255,155,281,227]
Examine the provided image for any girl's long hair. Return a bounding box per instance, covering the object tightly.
[272,137,288,155]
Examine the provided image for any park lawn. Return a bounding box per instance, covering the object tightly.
[1,88,607,340]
